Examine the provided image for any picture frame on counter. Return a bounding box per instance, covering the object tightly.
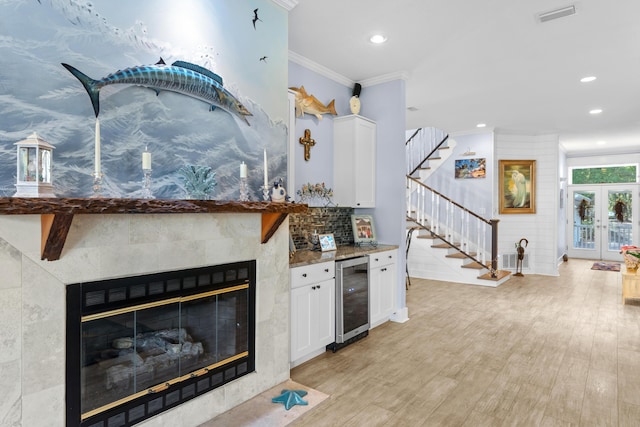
[351,214,377,245]
[319,233,337,252]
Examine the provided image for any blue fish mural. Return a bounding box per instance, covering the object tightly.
[61,59,253,125]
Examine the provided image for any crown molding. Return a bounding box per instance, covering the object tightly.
[272,0,298,11]
[288,51,409,88]
[359,71,409,87]
[288,50,354,87]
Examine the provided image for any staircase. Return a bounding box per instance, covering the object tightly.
[405,128,510,287]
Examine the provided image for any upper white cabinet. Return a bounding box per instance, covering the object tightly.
[333,115,376,207]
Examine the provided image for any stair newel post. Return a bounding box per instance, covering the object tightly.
[490,219,500,277]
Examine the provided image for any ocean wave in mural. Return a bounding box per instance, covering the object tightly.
[0,0,287,200]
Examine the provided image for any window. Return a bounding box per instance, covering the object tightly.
[570,165,637,184]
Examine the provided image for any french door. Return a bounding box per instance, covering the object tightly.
[568,185,637,261]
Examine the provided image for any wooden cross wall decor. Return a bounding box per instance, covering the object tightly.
[299,129,315,161]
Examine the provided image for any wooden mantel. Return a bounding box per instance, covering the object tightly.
[0,198,308,261]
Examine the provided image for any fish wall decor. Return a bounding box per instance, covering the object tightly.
[62,58,253,125]
[289,86,337,120]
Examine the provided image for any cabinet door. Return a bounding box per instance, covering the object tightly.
[378,262,396,319]
[353,119,376,207]
[314,278,335,347]
[290,285,313,362]
[333,116,376,207]
[369,251,398,328]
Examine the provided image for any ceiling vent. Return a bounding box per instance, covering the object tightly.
[538,5,576,23]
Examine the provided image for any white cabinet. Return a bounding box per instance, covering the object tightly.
[290,261,335,366]
[368,250,397,328]
[333,115,376,207]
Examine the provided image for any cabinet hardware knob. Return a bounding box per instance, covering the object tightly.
[302,273,307,277]
[312,286,316,290]
[324,268,329,272]
[388,255,392,258]
[317,285,321,289]
[374,258,379,261]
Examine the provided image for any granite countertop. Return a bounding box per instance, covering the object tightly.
[289,244,399,268]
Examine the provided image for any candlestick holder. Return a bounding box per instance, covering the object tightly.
[239,177,250,201]
[261,185,270,201]
[91,172,103,198]
[141,168,154,199]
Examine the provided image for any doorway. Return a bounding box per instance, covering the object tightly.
[568,185,637,261]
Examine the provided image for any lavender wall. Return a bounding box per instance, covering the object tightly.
[288,61,408,317]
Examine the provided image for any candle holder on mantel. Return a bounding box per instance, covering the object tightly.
[239,177,250,201]
[141,147,154,199]
[91,172,104,198]
[14,132,56,198]
[261,185,270,201]
[141,168,154,199]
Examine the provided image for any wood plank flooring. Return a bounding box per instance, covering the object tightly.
[290,259,640,426]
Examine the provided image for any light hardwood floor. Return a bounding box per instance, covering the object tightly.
[290,259,640,426]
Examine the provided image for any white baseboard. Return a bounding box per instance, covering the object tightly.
[390,307,409,323]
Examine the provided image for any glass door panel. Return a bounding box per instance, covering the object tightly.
[568,185,636,261]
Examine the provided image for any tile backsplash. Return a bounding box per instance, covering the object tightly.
[289,207,354,250]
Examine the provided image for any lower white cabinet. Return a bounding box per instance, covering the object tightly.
[368,250,397,328]
[290,262,335,366]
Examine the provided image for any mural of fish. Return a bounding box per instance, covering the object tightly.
[61,59,252,125]
[289,85,337,120]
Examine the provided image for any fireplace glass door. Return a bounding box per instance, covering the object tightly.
[81,289,248,415]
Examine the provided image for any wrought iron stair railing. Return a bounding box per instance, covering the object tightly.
[405,128,449,177]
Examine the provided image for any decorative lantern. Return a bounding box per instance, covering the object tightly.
[14,132,55,197]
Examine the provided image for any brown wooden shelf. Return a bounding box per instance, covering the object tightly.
[0,198,308,261]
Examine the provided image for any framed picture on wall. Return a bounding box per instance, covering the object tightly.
[499,160,536,214]
[351,214,377,245]
[454,158,486,179]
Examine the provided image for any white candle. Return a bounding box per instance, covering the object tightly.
[142,147,152,170]
[94,117,101,176]
[263,149,268,188]
[240,161,247,178]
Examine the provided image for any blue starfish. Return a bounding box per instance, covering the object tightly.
[271,389,308,410]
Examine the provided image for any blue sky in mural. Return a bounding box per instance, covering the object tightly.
[0,0,288,199]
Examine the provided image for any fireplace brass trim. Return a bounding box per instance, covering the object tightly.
[81,282,249,322]
[81,351,249,420]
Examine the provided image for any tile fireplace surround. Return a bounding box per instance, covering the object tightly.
[0,210,293,426]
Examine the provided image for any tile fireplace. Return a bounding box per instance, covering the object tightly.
[0,210,294,427]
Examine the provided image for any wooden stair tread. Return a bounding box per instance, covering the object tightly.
[416,234,436,239]
[478,270,512,281]
[431,243,458,249]
[461,261,488,270]
[446,252,477,259]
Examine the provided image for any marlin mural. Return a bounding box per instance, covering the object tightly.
[61,59,252,125]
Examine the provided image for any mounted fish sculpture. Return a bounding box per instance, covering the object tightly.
[289,86,337,120]
[61,58,252,125]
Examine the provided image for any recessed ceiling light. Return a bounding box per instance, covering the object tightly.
[580,76,597,83]
[596,140,607,145]
[476,123,486,128]
[589,109,603,115]
[369,34,387,44]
